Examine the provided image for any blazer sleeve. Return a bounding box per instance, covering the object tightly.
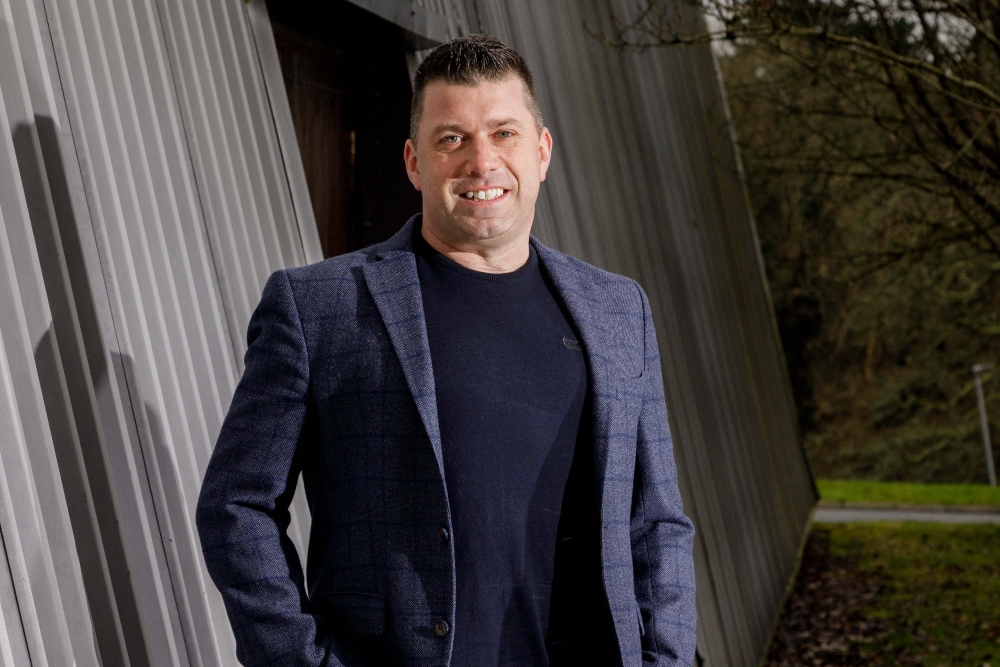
[630,282,698,665]
[196,270,335,667]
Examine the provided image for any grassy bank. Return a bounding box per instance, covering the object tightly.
[817,478,1000,507]
[768,523,1000,665]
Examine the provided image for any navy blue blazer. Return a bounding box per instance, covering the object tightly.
[196,216,696,666]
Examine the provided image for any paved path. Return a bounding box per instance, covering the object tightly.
[815,504,1000,524]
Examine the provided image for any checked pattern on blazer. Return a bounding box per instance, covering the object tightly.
[196,216,696,667]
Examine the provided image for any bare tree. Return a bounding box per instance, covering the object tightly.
[593,0,1000,264]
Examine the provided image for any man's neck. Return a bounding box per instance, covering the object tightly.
[419,224,530,274]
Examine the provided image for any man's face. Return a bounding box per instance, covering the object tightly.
[404,77,552,251]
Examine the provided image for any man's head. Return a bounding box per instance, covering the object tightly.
[404,35,552,269]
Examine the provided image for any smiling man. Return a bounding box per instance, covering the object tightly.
[197,34,696,667]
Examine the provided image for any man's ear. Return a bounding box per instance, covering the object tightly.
[538,127,553,183]
[404,139,422,191]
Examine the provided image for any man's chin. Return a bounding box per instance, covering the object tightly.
[447,214,519,242]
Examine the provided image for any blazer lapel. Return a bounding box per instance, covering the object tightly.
[361,249,444,479]
[534,242,617,507]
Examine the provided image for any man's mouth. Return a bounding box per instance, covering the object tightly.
[460,188,508,201]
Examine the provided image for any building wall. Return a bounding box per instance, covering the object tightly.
[0,0,813,665]
[0,0,317,663]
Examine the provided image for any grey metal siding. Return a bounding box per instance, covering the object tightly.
[1,0,317,663]
[0,1,103,664]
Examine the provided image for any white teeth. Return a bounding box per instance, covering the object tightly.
[463,189,504,200]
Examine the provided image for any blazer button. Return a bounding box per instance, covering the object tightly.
[434,620,450,637]
[438,527,449,543]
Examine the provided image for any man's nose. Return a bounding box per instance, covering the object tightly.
[465,137,501,175]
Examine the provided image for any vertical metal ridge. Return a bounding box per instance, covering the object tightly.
[242,0,323,266]
[0,1,102,662]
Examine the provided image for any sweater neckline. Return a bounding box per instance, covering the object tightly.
[413,223,537,284]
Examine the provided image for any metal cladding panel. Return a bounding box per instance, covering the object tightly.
[2,0,319,664]
[0,1,107,664]
[417,1,817,664]
[0,338,37,667]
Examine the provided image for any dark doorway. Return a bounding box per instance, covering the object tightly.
[267,1,423,257]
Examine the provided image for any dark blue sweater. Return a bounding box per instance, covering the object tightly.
[415,229,607,666]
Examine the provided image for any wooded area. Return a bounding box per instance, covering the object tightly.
[599,0,1000,483]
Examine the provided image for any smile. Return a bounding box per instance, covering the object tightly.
[460,188,508,201]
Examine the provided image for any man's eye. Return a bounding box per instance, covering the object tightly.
[496,130,513,139]
[442,135,461,144]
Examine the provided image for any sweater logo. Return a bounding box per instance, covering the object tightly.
[562,337,581,350]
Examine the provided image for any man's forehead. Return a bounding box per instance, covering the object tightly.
[421,78,533,124]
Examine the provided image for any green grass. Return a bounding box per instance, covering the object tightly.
[817,478,1000,507]
[828,523,1000,665]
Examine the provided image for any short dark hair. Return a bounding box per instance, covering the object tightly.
[409,34,543,141]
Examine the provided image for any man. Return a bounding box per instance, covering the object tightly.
[197,34,696,667]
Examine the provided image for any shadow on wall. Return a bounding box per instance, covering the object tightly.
[21,115,148,667]
[22,112,306,666]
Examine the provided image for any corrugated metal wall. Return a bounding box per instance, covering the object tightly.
[0,0,813,665]
[0,0,317,663]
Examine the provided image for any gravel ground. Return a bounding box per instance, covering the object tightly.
[765,528,886,665]
[765,525,1000,666]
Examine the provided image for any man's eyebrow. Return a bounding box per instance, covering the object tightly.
[487,117,524,129]
[431,123,466,135]
[430,118,525,135]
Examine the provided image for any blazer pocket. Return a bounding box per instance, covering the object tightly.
[636,601,646,637]
[312,591,386,636]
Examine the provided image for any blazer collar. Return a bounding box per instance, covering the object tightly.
[366,216,609,357]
